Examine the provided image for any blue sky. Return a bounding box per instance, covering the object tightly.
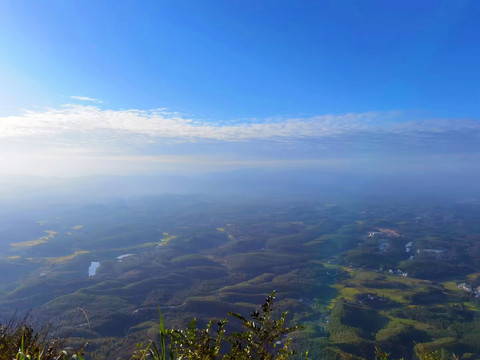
[0,1,478,177]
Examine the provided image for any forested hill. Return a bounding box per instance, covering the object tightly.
[1,196,480,359]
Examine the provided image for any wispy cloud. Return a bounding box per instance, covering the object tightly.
[0,104,478,176]
[70,96,103,103]
[1,104,478,144]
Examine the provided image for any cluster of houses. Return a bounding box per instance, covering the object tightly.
[368,231,393,252]
[366,230,410,276]
[458,283,480,297]
[387,268,408,277]
[368,229,402,253]
[355,293,390,306]
[378,238,390,251]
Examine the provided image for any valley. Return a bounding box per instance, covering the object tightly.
[1,195,479,359]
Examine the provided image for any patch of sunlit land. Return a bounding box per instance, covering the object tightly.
[161,234,176,243]
[216,227,235,240]
[10,230,58,248]
[376,228,400,237]
[462,302,479,312]
[442,281,459,291]
[383,314,431,331]
[46,250,91,263]
[466,273,480,281]
[72,225,83,230]
[8,256,20,260]
[329,269,429,307]
[140,233,177,247]
[10,239,48,247]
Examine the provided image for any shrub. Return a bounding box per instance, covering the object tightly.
[133,291,303,360]
[0,320,85,360]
